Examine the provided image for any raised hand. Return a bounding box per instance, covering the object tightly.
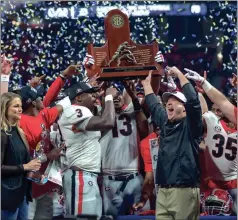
[1,54,13,75]
[184,68,205,84]
[194,71,207,94]
[28,75,46,88]
[122,80,137,100]
[83,54,95,68]
[162,71,177,92]
[142,70,153,85]
[83,54,97,77]
[105,87,118,98]
[62,64,81,78]
[166,66,183,78]
[88,73,100,87]
[155,51,165,64]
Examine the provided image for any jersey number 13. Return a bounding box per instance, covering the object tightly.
[112,114,132,137]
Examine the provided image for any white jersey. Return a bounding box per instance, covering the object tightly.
[203,111,237,181]
[58,105,101,173]
[100,103,139,175]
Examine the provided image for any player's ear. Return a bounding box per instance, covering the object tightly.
[32,101,36,107]
[75,95,82,103]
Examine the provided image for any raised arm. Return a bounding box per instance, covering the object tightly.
[43,64,81,107]
[142,71,167,128]
[85,88,116,131]
[198,93,208,114]
[123,81,149,140]
[168,66,203,138]
[151,51,165,95]
[0,54,12,95]
[74,88,117,132]
[184,68,237,124]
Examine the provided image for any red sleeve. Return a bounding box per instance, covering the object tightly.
[43,77,65,107]
[41,107,59,128]
[20,115,39,149]
[139,135,153,172]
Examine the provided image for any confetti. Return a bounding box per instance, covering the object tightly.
[0,1,236,89]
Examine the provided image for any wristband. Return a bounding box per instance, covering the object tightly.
[105,95,113,102]
[201,80,213,93]
[59,73,66,80]
[1,75,10,82]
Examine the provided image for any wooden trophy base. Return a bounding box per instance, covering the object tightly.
[99,66,160,81]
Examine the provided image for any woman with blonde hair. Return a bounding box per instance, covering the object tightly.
[1,92,41,220]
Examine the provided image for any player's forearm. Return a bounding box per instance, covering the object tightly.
[202,80,236,124]
[86,96,115,131]
[198,93,208,114]
[151,75,161,95]
[1,75,10,94]
[100,96,115,127]
[135,112,149,140]
[177,72,189,88]
[132,98,149,139]
[140,173,154,203]
[1,82,9,95]
[142,82,154,96]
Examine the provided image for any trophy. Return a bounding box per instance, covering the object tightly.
[27,142,48,184]
[87,9,162,80]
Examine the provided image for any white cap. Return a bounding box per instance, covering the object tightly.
[162,91,187,103]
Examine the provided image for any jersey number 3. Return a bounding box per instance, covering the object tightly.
[112,114,132,137]
[76,109,83,118]
[212,134,237,161]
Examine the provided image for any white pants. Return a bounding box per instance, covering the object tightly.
[28,192,64,220]
[63,169,102,218]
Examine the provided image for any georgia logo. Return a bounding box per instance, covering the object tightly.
[111,15,124,28]
[105,186,110,191]
[214,125,221,133]
[150,139,158,148]
[88,181,93,186]
[76,88,82,94]
[41,124,46,130]
[26,98,32,104]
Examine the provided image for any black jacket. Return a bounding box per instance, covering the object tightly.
[145,83,203,187]
[1,128,32,211]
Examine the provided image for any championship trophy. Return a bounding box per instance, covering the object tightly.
[87,9,161,80]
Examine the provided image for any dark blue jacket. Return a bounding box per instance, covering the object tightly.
[145,83,203,187]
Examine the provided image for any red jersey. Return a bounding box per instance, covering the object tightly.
[139,132,158,172]
[20,76,64,198]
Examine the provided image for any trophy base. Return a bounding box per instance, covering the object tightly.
[98,65,161,81]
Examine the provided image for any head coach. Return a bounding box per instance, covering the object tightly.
[141,66,203,220]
